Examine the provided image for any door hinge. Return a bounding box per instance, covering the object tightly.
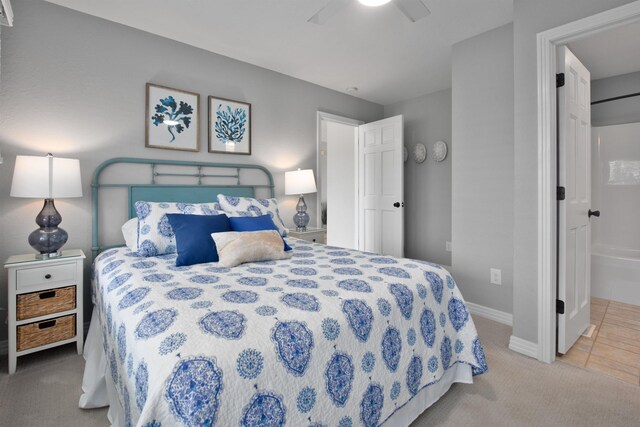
[556,73,565,88]
[557,186,565,201]
[556,300,565,315]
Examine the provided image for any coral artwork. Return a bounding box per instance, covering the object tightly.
[209,96,251,154]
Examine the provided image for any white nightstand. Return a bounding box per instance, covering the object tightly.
[288,228,326,244]
[4,249,85,374]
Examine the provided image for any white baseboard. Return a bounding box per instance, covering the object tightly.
[466,301,513,326]
[508,335,538,359]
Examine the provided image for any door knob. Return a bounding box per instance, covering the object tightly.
[588,209,600,218]
[393,202,400,208]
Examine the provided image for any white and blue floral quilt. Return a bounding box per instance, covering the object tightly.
[92,239,487,427]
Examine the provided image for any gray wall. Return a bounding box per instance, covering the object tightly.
[512,0,636,343]
[451,24,514,314]
[384,89,452,266]
[592,71,640,127]
[0,1,382,340]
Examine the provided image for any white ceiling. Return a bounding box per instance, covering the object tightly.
[568,20,640,81]
[43,0,513,105]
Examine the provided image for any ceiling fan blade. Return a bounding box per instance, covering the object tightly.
[394,0,431,22]
[308,0,350,25]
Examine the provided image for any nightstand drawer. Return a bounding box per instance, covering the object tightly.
[16,285,76,321]
[16,262,76,290]
[17,314,76,352]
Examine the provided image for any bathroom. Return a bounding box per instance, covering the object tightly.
[558,24,640,383]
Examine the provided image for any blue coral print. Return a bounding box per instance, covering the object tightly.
[214,104,247,144]
[151,95,193,143]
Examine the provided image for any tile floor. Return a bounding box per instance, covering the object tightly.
[558,297,640,385]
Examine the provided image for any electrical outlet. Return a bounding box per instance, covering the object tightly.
[490,268,502,285]
[445,241,452,252]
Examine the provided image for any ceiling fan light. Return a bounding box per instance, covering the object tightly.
[358,0,392,7]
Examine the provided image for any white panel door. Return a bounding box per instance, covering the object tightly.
[358,115,404,257]
[326,122,358,249]
[557,46,591,354]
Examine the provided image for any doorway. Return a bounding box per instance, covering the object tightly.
[316,112,361,249]
[537,1,640,364]
[316,112,405,256]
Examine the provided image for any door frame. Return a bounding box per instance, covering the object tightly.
[536,1,640,363]
[316,111,363,229]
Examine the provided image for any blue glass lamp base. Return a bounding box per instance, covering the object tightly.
[293,195,310,232]
[28,199,68,258]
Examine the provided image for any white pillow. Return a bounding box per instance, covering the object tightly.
[135,201,225,257]
[211,230,292,267]
[121,218,138,252]
[217,194,288,236]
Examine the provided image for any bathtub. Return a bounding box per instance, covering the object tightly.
[591,243,640,306]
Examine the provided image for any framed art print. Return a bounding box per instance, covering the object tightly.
[146,83,200,152]
[208,96,251,155]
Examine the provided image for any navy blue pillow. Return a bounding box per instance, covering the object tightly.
[166,213,231,266]
[228,215,292,251]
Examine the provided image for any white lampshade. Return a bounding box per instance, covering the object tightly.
[285,169,317,195]
[10,154,83,199]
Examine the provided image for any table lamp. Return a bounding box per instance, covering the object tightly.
[285,168,317,232]
[10,153,82,258]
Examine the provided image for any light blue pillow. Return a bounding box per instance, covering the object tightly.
[135,201,225,257]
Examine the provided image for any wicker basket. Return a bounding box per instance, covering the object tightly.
[17,314,76,351]
[16,286,76,321]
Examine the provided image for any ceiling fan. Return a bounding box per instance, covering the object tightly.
[308,0,431,25]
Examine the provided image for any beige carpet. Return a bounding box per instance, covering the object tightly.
[0,316,638,426]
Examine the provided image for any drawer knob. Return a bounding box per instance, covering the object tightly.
[44,274,52,279]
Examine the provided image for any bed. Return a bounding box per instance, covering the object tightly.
[79,158,487,427]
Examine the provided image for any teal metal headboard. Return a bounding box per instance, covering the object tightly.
[92,157,275,258]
